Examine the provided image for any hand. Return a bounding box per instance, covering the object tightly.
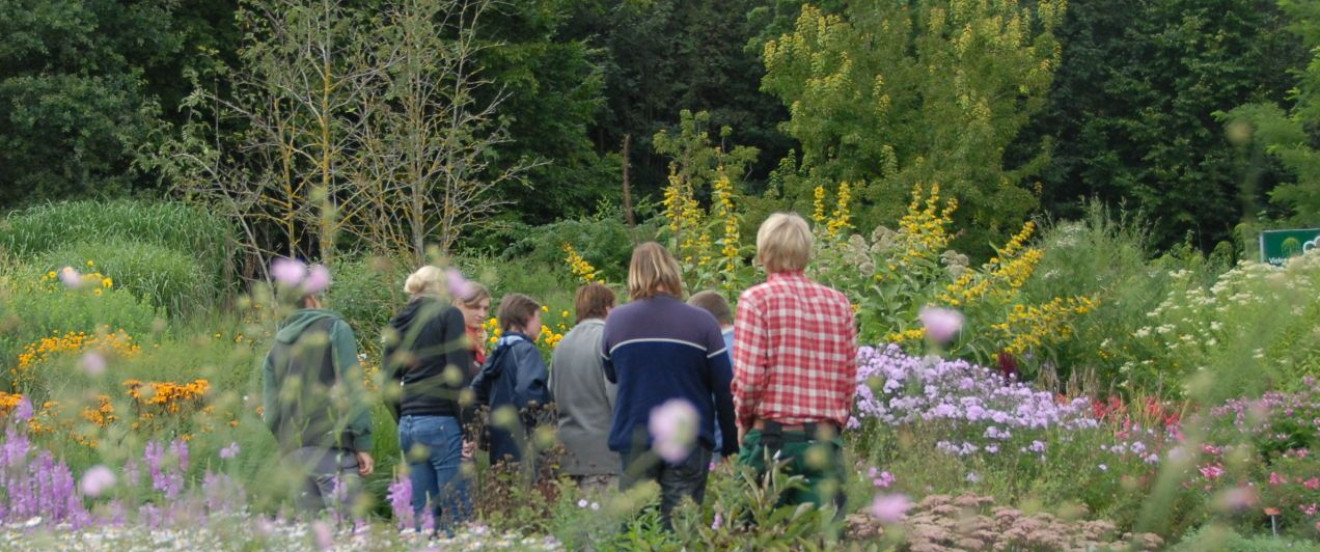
[355,451,375,477]
[461,440,475,461]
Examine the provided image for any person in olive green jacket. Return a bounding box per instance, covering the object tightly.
[262,290,374,518]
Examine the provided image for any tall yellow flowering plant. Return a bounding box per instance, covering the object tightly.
[812,182,1097,368]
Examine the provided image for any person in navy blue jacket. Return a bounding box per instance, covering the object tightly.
[472,293,549,466]
[601,242,738,525]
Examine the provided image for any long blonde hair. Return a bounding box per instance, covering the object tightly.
[627,242,684,301]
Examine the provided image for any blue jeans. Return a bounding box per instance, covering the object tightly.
[398,415,469,531]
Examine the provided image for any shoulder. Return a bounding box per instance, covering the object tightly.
[738,281,776,305]
[814,282,853,309]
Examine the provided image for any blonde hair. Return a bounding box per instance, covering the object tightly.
[403,266,445,297]
[627,242,684,301]
[756,213,813,273]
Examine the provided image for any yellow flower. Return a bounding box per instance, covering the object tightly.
[101,277,113,288]
[86,260,95,267]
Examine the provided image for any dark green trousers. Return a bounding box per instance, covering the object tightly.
[737,428,846,509]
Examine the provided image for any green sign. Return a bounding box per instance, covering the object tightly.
[1260,228,1320,267]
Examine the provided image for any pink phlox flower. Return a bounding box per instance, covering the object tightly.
[1198,463,1224,480]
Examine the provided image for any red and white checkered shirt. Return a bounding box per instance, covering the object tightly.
[732,271,858,428]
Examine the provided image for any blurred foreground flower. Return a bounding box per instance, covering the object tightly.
[919,306,963,344]
[59,266,82,288]
[271,258,306,287]
[447,268,472,300]
[312,520,333,550]
[219,442,241,460]
[869,494,912,523]
[81,352,106,377]
[649,399,699,463]
[303,264,332,294]
[79,465,116,497]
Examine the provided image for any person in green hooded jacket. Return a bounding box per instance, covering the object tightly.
[262,286,374,519]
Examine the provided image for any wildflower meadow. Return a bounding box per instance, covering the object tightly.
[3,0,1320,550]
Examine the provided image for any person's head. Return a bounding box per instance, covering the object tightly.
[454,282,491,330]
[403,266,447,298]
[756,213,813,273]
[298,293,322,310]
[627,242,684,301]
[574,282,616,323]
[497,293,542,338]
[687,290,733,327]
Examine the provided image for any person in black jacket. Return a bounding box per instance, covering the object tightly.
[471,293,549,466]
[385,266,473,534]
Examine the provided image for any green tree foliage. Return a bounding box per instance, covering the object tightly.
[561,0,790,199]
[472,0,620,228]
[1225,0,1320,225]
[760,1,1065,251]
[0,0,238,208]
[1031,0,1301,250]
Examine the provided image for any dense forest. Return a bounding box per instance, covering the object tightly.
[3,0,1318,258]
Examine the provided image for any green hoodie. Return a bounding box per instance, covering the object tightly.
[261,308,373,452]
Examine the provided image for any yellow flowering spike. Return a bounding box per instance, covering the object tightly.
[563,243,600,283]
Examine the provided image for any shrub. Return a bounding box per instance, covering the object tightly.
[325,255,412,352]
[0,266,158,385]
[1170,524,1320,552]
[1117,251,1320,401]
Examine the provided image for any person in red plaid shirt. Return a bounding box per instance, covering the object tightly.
[732,212,858,509]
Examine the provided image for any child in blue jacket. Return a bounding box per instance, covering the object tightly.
[472,293,549,465]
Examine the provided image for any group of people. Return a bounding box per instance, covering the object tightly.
[261,212,859,534]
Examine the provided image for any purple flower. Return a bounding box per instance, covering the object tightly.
[446,268,472,301]
[79,465,117,497]
[868,494,912,523]
[13,397,33,423]
[712,512,723,530]
[312,520,334,550]
[303,264,332,294]
[918,306,964,344]
[966,471,981,483]
[270,258,307,287]
[648,399,699,463]
[81,352,106,377]
[219,442,240,460]
[58,267,82,288]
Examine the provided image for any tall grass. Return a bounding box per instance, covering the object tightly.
[0,200,233,293]
[40,240,212,317]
